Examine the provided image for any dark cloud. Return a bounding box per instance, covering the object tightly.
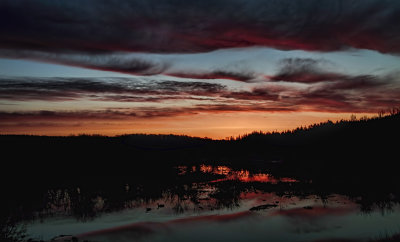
[184,104,297,113]
[269,58,340,83]
[0,50,169,76]
[0,104,297,125]
[165,70,256,82]
[0,110,137,122]
[270,58,395,88]
[0,77,226,101]
[156,80,225,94]
[221,87,280,101]
[1,0,399,55]
[225,70,400,113]
[322,74,394,90]
[78,56,168,76]
[94,95,216,103]
[0,50,258,81]
[289,79,400,113]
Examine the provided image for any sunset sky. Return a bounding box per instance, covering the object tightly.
[1,0,400,139]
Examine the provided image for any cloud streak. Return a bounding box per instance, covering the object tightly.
[165,70,256,82]
[0,77,225,102]
[0,50,170,76]
[0,105,295,124]
[269,58,397,89]
[0,50,258,81]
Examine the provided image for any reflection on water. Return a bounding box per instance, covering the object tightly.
[12,164,400,242]
[179,165,298,183]
[200,165,230,175]
[177,164,231,175]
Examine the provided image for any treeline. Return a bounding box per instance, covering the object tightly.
[230,111,400,181]
[1,111,399,182]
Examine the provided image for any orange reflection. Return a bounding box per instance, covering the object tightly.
[215,166,231,175]
[176,166,187,175]
[198,164,297,183]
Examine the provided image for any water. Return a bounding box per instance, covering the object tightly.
[16,165,400,241]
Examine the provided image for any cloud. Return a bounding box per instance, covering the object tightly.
[0,50,169,76]
[156,80,225,94]
[192,104,297,113]
[229,71,400,113]
[1,72,399,114]
[0,77,226,101]
[0,104,298,125]
[269,58,395,88]
[165,70,256,82]
[221,87,280,101]
[1,0,399,55]
[0,49,260,81]
[321,74,393,90]
[0,110,137,122]
[269,58,341,83]
[1,81,399,127]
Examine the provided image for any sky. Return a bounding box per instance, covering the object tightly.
[0,0,400,139]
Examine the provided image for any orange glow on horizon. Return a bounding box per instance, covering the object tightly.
[0,111,376,139]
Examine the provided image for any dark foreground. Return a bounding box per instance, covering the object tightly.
[1,112,400,241]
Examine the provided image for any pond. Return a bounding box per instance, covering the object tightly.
[12,165,400,242]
